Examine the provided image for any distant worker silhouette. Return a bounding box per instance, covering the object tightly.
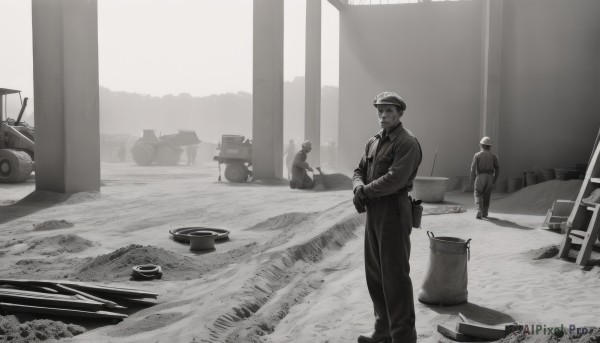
[470,136,500,219]
[186,144,198,165]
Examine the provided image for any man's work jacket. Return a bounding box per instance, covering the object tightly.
[353,122,422,198]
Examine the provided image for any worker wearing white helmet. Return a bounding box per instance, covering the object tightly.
[470,136,500,219]
[289,140,315,189]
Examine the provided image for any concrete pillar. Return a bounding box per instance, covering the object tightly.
[32,0,100,193]
[480,0,503,150]
[252,0,284,180]
[305,0,322,167]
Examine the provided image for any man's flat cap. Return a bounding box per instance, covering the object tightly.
[373,92,406,112]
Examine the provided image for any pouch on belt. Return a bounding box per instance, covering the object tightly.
[410,196,423,228]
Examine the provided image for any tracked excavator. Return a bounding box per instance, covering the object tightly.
[0,88,34,183]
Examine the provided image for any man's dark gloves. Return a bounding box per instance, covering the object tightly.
[353,185,369,214]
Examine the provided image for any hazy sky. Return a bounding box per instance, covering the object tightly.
[0,0,339,111]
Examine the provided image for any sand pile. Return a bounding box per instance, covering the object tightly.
[208,214,364,343]
[27,234,93,256]
[0,315,85,342]
[32,220,74,231]
[17,191,100,205]
[74,244,200,281]
[493,180,581,215]
[245,212,315,231]
[530,245,560,260]
[321,173,353,190]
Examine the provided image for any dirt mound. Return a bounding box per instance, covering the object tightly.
[17,191,100,205]
[27,234,93,256]
[322,173,353,190]
[531,245,560,260]
[208,214,364,343]
[493,180,581,215]
[32,220,74,231]
[245,212,315,231]
[0,315,85,342]
[74,244,200,281]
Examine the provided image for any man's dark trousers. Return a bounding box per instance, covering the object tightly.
[364,193,416,343]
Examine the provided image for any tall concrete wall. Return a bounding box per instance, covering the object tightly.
[499,0,600,178]
[339,0,600,178]
[32,0,100,193]
[338,1,484,177]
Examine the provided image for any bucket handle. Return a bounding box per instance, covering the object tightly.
[427,231,435,238]
[466,238,471,261]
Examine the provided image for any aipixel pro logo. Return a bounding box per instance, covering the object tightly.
[507,324,592,337]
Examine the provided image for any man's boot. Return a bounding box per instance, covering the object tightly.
[357,331,391,343]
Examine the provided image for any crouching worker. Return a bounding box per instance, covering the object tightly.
[290,140,315,189]
[470,136,500,219]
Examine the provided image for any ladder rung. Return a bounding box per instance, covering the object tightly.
[569,230,587,239]
[591,177,600,184]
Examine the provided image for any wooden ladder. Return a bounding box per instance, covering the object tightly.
[557,134,600,266]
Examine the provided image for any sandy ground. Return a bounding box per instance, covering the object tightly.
[0,163,598,343]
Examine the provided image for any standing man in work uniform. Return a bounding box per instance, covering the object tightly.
[470,136,500,219]
[353,92,422,343]
[290,140,315,189]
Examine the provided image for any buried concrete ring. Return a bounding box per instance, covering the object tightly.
[411,176,450,203]
[169,227,230,243]
[188,231,218,251]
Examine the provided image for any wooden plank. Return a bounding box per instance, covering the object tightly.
[456,322,509,340]
[576,206,600,266]
[458,312,470,323]
[569,230,587,239]
[10,284,59,294]
[54,284,121,309]
[438,323,478,342]
[591,178,600,184]
[0,289,103,310]
[0,288,81,300]
[63,282,158,299]
[0,302,127,320]
[0,279,158,299]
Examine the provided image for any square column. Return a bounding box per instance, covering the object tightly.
[480,0,503,149]
[252,0,284,180]
[32,0,100,193]
[305,0,322,167]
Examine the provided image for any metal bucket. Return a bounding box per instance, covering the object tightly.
[418,232,470,306]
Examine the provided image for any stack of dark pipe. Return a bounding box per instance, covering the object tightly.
[0,279,158,321]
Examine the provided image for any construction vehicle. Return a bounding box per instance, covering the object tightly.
[0,88,34,183]
[214,135,252,183]
[131,129,200,166]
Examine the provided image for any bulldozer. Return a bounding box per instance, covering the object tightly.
[214,134,252,183]
[0,88,34,183]
[131,129,200,166]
